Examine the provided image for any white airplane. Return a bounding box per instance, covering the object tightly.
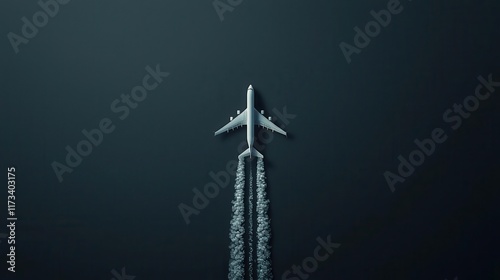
[214,85,287,160]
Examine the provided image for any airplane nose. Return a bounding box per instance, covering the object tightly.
[248,85,253,90]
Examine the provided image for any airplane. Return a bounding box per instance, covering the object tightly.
[214,85,287,160]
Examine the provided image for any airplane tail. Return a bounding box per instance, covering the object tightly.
[238,147,263,160]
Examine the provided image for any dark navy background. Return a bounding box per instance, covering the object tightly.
[1,0,499,279]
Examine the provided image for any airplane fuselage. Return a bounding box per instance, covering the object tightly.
[246,86,255,151]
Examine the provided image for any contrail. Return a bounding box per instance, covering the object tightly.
[256,158,272,280]
[248,163,254,280]
[228,159,246,280]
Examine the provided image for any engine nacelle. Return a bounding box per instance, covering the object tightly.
[236,110,240,115]
[260,110,264,114]
[268,116,272,120]
[230,116,233,121]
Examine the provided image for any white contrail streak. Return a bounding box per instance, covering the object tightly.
[228,159,246,280]
[248,164,254,280]
[256,158,272,280]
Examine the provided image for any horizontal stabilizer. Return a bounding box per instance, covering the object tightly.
[238,147,263,160]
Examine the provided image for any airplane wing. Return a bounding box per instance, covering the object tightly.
[254,109,287,136]
[214,109,247,135]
